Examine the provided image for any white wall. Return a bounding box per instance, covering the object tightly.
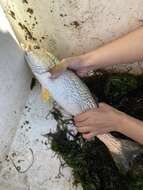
[0,7,32,159]
[1,0,143,73]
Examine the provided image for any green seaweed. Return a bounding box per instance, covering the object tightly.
[127,153,143,190]
[45,107,128,190]
[44,71,143,190]
[47,125,128,190]
[83,71,143,105]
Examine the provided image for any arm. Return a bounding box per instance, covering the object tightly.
[82,27,143,69]
[118,113,143,145]
[50,27,143,78]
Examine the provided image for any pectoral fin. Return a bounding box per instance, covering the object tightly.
[41,88,51,102]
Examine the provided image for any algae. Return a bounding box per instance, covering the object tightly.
[47,108,128,190]
[45,71,143,190]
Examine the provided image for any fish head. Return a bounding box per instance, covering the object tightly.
[25,48,59,75]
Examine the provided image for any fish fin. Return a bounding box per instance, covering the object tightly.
[41,88,52,102]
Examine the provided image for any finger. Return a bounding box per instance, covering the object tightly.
[50,72,62,79]
[99,102,111,111]
[82,132,97,140]
[77,127,92,133]
[76,70,88,77]
[50,63,66,79]
[74,113,88,122]
[75,121,90,128]
[99,102,107,107]
[49,70,61,79]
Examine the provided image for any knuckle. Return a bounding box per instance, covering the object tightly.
[99,102,106,107]
[61,58,66,63]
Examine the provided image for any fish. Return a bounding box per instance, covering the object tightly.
[25,48,142,169]
[25,49,96,115]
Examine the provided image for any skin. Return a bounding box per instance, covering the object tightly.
[50,27,143,145]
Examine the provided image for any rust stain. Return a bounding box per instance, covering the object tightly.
[33,45,40,49]
[70,21,80,28]
[9,10,16,20]
[22,0,28,4]
[18,22,37,41]
[27,8,34,15]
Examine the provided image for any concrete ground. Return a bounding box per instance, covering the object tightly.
[0,8,32,165]
[0,30,81,189]
[0,7,82,190]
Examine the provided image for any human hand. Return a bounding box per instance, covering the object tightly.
[74,103,125,140]
[50,55,94,79]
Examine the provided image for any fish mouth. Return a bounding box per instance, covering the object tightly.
[24,52,51,76]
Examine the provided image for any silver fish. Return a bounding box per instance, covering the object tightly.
[25,48,142,169]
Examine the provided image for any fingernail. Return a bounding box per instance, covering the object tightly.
[47,72,52,78]
[49,75,54,79]
[49,73,57,79]
[74,117,77,122]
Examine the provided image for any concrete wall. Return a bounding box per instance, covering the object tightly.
[0,1,143,154]
[0,6,32,159]
[1,0,143,73]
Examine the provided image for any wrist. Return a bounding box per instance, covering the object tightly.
[80,52,97,68]
[116,112,139,134]
[115,112,130,133]
[80,49,109,70]
[116,113,143,144]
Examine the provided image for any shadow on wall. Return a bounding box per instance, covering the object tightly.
[0,31,32,159]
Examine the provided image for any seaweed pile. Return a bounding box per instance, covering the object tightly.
[47,108,128,190]
[127,153,143,190]
[45,72,143,190]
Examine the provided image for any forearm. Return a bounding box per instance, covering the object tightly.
[82,27,143,69]
[117,114,143,145]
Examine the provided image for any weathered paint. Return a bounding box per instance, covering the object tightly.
[1,0,143,73]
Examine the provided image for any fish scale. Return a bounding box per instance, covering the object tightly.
[25,48,142,169]
[25,49,96,115]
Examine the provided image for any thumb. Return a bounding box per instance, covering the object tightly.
[76,68,89,77]
[49,62,67,79]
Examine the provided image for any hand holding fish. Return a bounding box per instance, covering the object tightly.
[50,55,95,78]
[74,103,124,139]
[75,103,143,144]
